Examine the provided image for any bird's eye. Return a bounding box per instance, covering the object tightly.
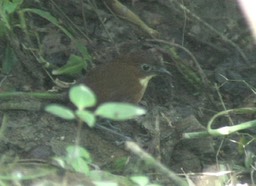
[141,64,152,72]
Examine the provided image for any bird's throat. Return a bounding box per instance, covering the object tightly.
[139,75,154,89]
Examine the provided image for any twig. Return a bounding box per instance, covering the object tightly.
[146,39,210,88]
[102,0,159,38]
[125,141,188,186]
[171,0,249,63]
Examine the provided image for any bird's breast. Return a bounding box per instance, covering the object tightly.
[82,63,154,105]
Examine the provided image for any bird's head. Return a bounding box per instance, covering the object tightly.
[115,50,171,87]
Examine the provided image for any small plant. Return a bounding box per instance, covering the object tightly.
[1,0,87,76]
[54,145,91,175]
[46,84,147,185]
[45,84,146,128]
[0,0,23,35]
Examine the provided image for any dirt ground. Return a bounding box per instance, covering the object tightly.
[0,0,256,185]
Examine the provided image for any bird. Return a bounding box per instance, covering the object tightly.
[80,50,171,106]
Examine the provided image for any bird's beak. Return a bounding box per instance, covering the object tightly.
[157,67,172,76]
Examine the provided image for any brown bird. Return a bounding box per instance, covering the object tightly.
[81,50,171,105]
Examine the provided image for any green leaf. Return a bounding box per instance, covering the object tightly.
[66,146,91,174]
[93,182,118,186]
[130,176,149,186]
[0,19,8,36]
[245,151,254,169]
[75,41,91,62]
[3,0,23,14]
[69,84,96,109]
[71,157,90,175]
[53,157,66,168]
[21,8,73,39]
[66,145,91,160]
[113,157,128,172]
[2,46,18,74]
[75,110,95,127]
[95,103,146,121]
[45,104,75,120]
[52,54,86,76]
